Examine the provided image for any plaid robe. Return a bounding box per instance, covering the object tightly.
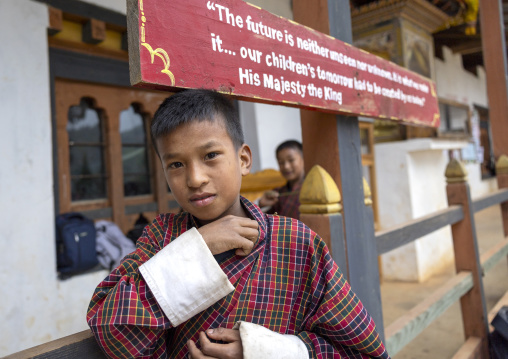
[87,197,389,359]
[267,178,303,220]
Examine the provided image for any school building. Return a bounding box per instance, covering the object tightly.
[1,0,505,356]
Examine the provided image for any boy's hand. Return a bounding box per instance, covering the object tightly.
[259,190,279,208]
[197,215,258,256]
[188,328,243,359]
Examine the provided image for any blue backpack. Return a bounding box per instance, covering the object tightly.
[55,212,98,277]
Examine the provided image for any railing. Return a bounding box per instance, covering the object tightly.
[376,156,508,358]
[298,156,508,358]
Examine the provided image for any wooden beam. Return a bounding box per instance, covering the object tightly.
[385,271,474,356]
[376,205,464,254]
[472,188,508,213]
[450,336,483,359]
[479,0,508,158]
[3,330,106,359]
[480,237,508,274]
[487,290,508,330]
[48,6,63,36]
[83,18,106,44]
[449,40,483,56]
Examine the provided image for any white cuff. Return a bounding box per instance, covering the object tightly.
[234,321,309,359]
[139,227,234,326]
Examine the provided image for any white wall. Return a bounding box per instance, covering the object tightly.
[237,0,302,172]
[376,139,468,282]
[435,47,488,106]
[83,0,126,14]
[0,0,119,356]
[239,102,302,171]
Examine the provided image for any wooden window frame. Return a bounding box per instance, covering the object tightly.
[50,48,179,232]
[437,98,472,140]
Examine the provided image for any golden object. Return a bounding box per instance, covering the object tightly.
[445,158,468,183]
[299,165,342,214]
[363,177,373,206]
[496,155,508,175]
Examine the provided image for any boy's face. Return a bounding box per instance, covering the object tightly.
[156,117,252,224]
[276,147,304,184]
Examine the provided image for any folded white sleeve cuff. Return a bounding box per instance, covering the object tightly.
[234,321,310,359]
[139,227,234,326]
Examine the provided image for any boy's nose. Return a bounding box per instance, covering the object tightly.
[186,164,208,188]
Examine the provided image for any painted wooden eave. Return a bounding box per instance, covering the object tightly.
[351,0,450,34]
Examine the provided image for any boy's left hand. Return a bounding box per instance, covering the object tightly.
[188,328,243,359]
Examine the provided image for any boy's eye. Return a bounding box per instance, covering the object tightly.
[205,152,219,160]
[168,162,183,169]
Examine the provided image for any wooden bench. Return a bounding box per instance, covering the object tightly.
[240,168,285,202]
[4,330,104,359]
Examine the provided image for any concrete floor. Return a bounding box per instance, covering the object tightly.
[380,204,508,358]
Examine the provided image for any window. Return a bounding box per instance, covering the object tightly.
[438,101,470,138]
[55,79,177,232]
[67,98,107,201]
[120,104,152,196]
[476,106,495,178]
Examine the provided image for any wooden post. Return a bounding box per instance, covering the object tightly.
[294,0,384,338]
[364,177,383,281]
[479,0,508,158]
[299,165,347,272]
[445,159,489,355]
[496,155,508,238]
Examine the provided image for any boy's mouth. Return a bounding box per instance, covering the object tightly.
[189,193,216,207]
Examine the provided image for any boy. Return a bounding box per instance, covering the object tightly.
[87,89,389,359]
[258,140,305,220]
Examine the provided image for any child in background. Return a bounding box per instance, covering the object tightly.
[87,89,389,359]
[258,140,305,220]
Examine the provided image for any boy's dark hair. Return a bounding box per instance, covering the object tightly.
[276,140,303,156]
[151,89,244,155]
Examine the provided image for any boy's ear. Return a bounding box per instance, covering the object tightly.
[239,144,252,176]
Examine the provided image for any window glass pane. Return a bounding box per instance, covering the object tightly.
[124,174,151,196]
[120,105,152,196]
[67,98,107,202]
[71,178,106,201]
[70,146,105,176]
[439,102,469,134]
[120,106,146,144]
[449,106,468,132]
[122,147,149,174]
[67,100,102,143]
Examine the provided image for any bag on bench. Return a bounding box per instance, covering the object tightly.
[56,212,98,277]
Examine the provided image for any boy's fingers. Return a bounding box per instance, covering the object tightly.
[238,227,259,241]
[235,217,259,229]
[206,328,241,342]
[198,331,226,358]
[187,340,201,358]
[188,338,216,359]
[232,237,254,253]
[200,330,242,358]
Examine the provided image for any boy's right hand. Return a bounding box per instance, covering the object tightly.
[198,215,259,256]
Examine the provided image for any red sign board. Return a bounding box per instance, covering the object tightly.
[127,0,440,127]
